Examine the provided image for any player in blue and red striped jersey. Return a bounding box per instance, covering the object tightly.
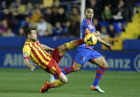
[50,8,112,93]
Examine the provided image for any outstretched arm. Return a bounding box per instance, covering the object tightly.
[89,30,112,49]
[24,59,35,71]
[97,37,112,50]
[41,44,54,51]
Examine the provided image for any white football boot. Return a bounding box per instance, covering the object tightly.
[90,85,105,93]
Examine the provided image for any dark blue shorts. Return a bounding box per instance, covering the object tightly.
[74,47,102,65]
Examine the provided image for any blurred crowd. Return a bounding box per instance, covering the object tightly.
[0,0,139,38]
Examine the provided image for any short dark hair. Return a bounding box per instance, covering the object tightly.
[24,27,36,38]
[84,8,94,14]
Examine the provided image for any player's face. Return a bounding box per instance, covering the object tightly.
[28,30,38,41]
[85,9,94,20]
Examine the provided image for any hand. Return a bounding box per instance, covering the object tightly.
[105,43,112,50]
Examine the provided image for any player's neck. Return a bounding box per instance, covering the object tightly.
[26,39,35,43]
[86,18,92,21]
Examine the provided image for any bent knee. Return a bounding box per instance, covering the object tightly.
[73,63,82,71]
[61,77,68,83]
[74,67,80,71]
[105,64,108,68]
[102,63,108,68]
[59,72,68,83]
[60,75,68,83]
[101,59,108,68]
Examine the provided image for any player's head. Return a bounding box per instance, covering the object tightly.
[84,8,94,20]
[24,28,38,41]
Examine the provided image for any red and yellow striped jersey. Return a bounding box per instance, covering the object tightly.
[23,40,51,69]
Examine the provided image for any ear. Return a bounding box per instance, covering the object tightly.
[27,34,30,38]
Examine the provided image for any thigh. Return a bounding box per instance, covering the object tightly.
[51,44,68,63]
[74,48,93,65]
[51,47,64,63]
[45,58,62,78]
[57,44,67,56]
[94,57,108,68]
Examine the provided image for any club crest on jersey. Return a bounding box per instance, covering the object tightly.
[79,56,86,61]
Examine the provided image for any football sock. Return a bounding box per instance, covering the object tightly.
[51,80,65,88]
[51,66,74,82]
[92,67,107,86]
[62,66,74,75]
[66,39,84,49]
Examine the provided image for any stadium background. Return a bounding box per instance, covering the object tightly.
[0,0,140,71]
[0,0,140,97]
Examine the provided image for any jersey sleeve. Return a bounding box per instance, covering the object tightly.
[23,45,31,59]
[81,19,88,38]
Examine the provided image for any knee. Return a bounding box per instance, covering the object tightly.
[102,62,108,68]
[106,64,109,68]
[61,77,68,83]
[73,67,80,71]
[63,43,69,50]
[98,60,108,68]
[59,72,68,83]
[73,65,81,72]
[58,44,67,51]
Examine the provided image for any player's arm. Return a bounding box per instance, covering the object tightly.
[97,36,112,50]
[95,31,112,48]
[41,44,54,51]
[83,20,112,48]
[23,45,35,71]
[24,59,35,71]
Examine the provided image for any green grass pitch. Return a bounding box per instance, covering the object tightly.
[0,68,140,97]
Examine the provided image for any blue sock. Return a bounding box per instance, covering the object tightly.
[93,67,106,86]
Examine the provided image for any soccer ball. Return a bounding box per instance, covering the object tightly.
[84,34,97,46]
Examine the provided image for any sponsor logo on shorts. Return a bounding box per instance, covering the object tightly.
[79,56,86,61]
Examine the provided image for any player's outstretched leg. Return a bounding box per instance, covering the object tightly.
[57,39,85,59]
[60,62,82,77]
[50,62,82,83]
[65,39,84,50]
[90,57,108,93]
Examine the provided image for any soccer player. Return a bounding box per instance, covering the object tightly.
[50,8,112,93]
[22,28,86,93]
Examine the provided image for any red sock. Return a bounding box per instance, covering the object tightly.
[62,66,74,75]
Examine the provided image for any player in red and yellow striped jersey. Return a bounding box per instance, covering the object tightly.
[23,28,85,93]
